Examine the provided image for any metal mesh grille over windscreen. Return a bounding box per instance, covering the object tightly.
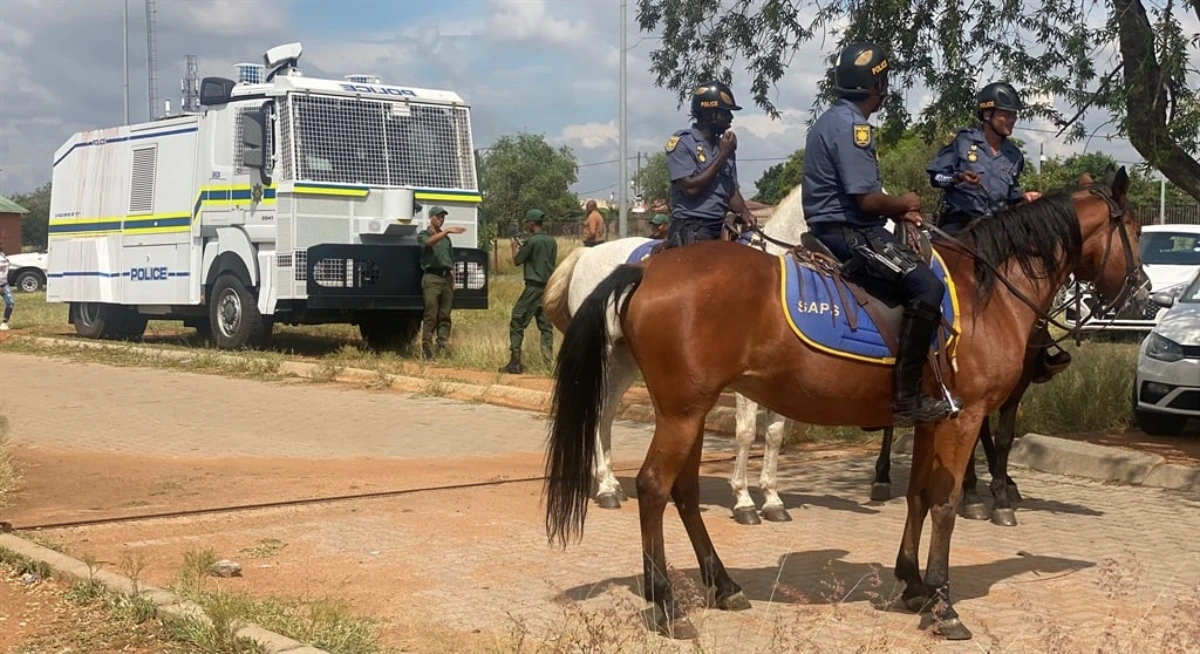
[283,94,475,189]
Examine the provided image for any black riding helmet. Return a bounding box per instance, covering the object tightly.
[833,42,890,100]
[690,81,742,116]
[976,82,1023,120]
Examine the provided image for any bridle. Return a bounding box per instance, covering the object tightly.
[746,184,1143,348]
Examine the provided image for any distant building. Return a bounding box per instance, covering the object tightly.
[0,195,29,252]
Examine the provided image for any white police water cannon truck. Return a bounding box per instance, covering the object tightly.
[46,42,488,349]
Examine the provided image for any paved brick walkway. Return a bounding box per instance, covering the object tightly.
[6,352,1200,652]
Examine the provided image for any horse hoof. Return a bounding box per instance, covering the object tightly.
[761,506,792,522]
[596,493,622,510]
[991,508,1018,527]
[716,591,752,611]
[733,508,761,525]
[870,482,892,502]
[960,503,990,521]
[933,618,974,641]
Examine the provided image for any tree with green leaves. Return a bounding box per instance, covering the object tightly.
[635,152,671,205]
[752,149,804,205]
[636,0,1200,201]
[477,133,580,248]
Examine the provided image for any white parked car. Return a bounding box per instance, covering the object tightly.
[5,250,48,293]
[1061,224,1200,332]
[1132,268,1200,435]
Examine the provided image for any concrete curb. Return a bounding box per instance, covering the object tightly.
[17,335,750,437]
[0,533,331,654]
[896,430,1200,494]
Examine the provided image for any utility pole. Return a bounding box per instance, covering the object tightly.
[1159,172,1166,225]
[618,0,628,237]
[145,0,158,122]
[636,151,642,197]
[123,0,129,124]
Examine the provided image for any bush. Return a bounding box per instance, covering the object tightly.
[1016,341,1139,435]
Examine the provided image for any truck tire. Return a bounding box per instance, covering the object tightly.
[14,270,45,293]
[209,273,269,349]
[358,313,422,352]
[70,302,145,340]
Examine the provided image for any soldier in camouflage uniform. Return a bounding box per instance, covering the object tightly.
[499,209,558,374]
[416,205,464,359]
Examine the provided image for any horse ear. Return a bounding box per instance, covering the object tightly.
[1099,163,1117,188]
[1111,166,1130,205]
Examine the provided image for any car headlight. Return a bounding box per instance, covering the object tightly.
[1145,333,1185,363]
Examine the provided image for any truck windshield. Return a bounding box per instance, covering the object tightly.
[282,94,476,190]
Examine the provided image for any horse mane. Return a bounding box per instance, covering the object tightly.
[954,188,1083,304]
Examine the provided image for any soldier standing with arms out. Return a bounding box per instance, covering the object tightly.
[416,206,464,360]
[499,209,558,374]
[663,80,757,249]
[802,42,957,426]
[927,81,1069,382]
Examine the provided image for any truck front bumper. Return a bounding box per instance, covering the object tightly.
[302,243,488,311]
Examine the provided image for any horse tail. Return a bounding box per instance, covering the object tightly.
[543,245,585,334]
[544,263,645,547]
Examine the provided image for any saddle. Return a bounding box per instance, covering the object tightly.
[793,222,957,382]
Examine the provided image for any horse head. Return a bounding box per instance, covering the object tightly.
[1071,165,1144,311]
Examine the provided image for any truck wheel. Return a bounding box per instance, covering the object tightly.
[358,314,421,352]
[72,302,111,339]
[209,274,269,349]
[110,308,148,341]
[15,270,44,293]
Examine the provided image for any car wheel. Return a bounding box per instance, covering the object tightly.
[15,270,44,293]
[1132,385,1188,436]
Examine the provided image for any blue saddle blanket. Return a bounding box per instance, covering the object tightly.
[625,230,755,264]
[779,251,959,364]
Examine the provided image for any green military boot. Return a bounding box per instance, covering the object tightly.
[498,348,524,374]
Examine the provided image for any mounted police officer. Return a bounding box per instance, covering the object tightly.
[663,80,757,249]
[927,82,1069,383]
[801,41,957,426]
[927,81,1041,235]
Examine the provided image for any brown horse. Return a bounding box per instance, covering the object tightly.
[542,168,1141,641]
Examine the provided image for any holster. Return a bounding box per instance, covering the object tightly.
[838,226,921,286]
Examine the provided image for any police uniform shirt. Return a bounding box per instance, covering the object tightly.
[800,99,885,228]
[927,127,1025,219]
[665,126,739,225]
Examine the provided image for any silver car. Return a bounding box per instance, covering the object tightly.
[1132,268,1200,435]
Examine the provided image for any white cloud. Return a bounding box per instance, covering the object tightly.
[487,0,589,48]
[559,121,618,149]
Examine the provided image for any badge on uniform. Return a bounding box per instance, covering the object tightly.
[853,124,871,148]
[666,135,680,152]
[967,144,978,162]
[696,144,707,162]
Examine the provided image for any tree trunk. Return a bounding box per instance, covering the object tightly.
[1114,0,1200,203]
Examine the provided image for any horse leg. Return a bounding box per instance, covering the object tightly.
[920,413,984,640]
[638,411,711,639]
[594,345,636,509]
[759,412,791,522]
[871,427,894,501]
[674,427,750,611]
[959,423,991,521]
[896,423,933,614]
[990,382,1029,527]
[730,394,762,525]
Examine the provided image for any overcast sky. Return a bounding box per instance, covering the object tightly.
[1,0,1194,200]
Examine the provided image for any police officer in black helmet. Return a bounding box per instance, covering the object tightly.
[802,42,958,426]
[662,80,758,248]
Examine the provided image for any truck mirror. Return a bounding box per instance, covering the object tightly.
[200,77,235,106]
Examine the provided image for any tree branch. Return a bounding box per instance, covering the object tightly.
[1113,0,1200,202]
[1055,67,1121,137]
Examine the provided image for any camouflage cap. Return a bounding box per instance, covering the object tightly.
[525,208,546,224]
[428,205,448,216]
[650,213,670,225]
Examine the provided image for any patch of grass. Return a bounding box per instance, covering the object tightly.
[0,415,20,509]
[1017,340,1140,435]
[239,538,287,559]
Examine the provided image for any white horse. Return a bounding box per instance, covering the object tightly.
[542,184,807,525]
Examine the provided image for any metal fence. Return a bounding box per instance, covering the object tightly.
[1131,203,1200,225]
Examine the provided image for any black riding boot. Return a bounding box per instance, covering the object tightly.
[892,302,958,427]
[1031,342,1072,384]
[498,348,524,374]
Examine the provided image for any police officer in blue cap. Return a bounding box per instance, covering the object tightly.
[662,80,757,248]
[801,41,956,426]
[927,81,1041,235]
